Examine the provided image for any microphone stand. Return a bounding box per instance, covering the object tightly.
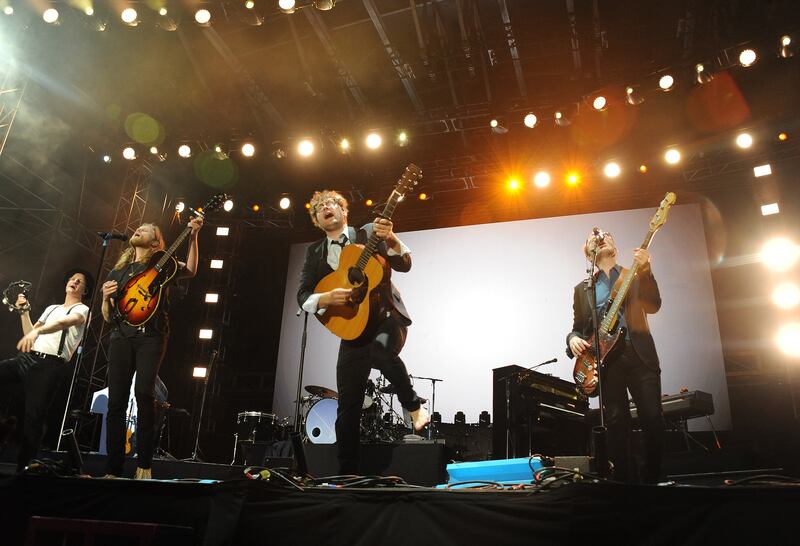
[409,375,442,441]
[56,232,115,451]
[293,310,310,433]
[186,349,218,462]
[586,247,610,478]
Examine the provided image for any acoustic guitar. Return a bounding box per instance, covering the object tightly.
[116,193,227,327]
[572,192,676,397]
[313,164,422,341]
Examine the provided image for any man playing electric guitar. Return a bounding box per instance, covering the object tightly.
[297,190,429,475]
[566,229,664,483]
[100,218,202,479]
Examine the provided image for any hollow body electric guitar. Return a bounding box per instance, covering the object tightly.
[116,194,227,327]
[572,192,676,397]
[313,164,422,341]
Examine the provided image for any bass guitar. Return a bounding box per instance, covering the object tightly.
[313,164,422,341]
[116,193,227,327]
[572,192,676,397]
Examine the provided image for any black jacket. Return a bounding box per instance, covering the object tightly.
[296,224,412,323]
[566,265,662,370]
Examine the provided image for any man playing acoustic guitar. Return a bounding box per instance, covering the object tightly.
[101,218,202,479]
[297,190,429,475]
[566,229,664,483]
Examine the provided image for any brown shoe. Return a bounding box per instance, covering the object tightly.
[134,467,152,480]
[409,406,430,431]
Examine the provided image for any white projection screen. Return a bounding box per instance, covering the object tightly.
[274,203,731,432]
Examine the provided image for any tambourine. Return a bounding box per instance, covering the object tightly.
[2,280,32,314]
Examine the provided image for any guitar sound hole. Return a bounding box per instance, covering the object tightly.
[347,267,365,286]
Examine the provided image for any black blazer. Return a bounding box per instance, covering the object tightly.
[296,224,413,323]
[565,265,662,370]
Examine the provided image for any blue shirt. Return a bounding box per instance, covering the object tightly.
[595,265,628,336]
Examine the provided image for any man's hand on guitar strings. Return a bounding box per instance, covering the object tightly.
[569,336,590,356]
[320,288,353,309]
[188,216,204,236]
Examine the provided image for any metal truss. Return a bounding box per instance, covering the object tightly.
[0,67,27,159]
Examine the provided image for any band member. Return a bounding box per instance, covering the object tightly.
[297,190,429,474]
[566,229,664,483]
[101,219,202,479]
[0,268,93,471]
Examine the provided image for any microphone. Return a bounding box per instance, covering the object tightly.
[96,231,129,241]
[592,227,605,242]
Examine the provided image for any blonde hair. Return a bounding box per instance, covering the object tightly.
[583,229,616,260]
[114,223,166,270]
[308,190,348,229]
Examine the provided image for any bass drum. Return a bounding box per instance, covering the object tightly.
[305,398,338,444]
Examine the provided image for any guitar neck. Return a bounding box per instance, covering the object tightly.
[600,230,656,333]
[355,191,401,270]
[155,226,192,271]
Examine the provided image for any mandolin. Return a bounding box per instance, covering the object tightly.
[572,192,676,397]
[313,164,422,341]
[116,193,227,327]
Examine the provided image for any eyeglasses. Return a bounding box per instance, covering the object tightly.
[314,198,341,212]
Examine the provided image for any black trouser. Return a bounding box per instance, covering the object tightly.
[105,334,167,476]
[602,341,665,483]
[335,311,421,474]
[0,352,68,472]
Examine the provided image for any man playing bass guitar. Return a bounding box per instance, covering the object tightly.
[101,218,202,479]
[297,190,428,475]
[566,229,664,483]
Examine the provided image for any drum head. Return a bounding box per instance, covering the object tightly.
[305,398,337,444]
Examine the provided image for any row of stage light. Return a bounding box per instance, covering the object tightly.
[106,131,408,164]
[1,0,335,27]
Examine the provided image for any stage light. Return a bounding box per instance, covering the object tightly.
[4,6,13,15]
[278,0,296,13]
[214,145,223,153]
[780,35,795,58]
[205,293,220,303]
[223,199,234,212]
[198,329,213,340]
[159,7,168,15]
[279,196,292,210]
[365,199,374,207]
[566,172,580,186]
[397,131,408,146]
[297,139,315,157]
[603,162,621,178]
[773,283,800,310]
[778,132,788,141]
[366,133,382,149]
[658,74,674,91]
[735,133,753,149]
[639,164,648,173]
[695,63,713,84]
[339,138,350,151]
[625,86,644,105]
[554,110,571,127]
[761,237,799,272]
[251,204,261,212]
[523,113,538,128]
[175,201,185,213]
[122,147,136,160]
[241,142,255,157]
[194,9,211,25]
[776,323,800,357]
[149,146,159,155]
[592,96,607,111]
[761,203,780,216]
[418,193,428,201]
[754,164,772,177]
[84,6,94,15]
[664,149,681,165]
[193,366,208,378]
[121,8,138,25]
[739,48,757,67]
[305,203,311,210]
[42,8,59,23]
[314,0,335,9]
[489,119,499,128]
[216,226,230,236]
[506,178,520,191]
[533,171,550,188]
[178,144,192,158]
[210,259,224,269]
[245,0,255,8]
[102,155,111,164]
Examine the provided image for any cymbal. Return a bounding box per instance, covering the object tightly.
[378,384,398,395]
[305,385,338,399]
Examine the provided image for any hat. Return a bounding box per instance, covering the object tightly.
[63,268,95,299]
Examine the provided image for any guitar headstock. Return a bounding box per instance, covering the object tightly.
[195,193,230,217]
[394,164,422,197]
[649,192,676,232]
